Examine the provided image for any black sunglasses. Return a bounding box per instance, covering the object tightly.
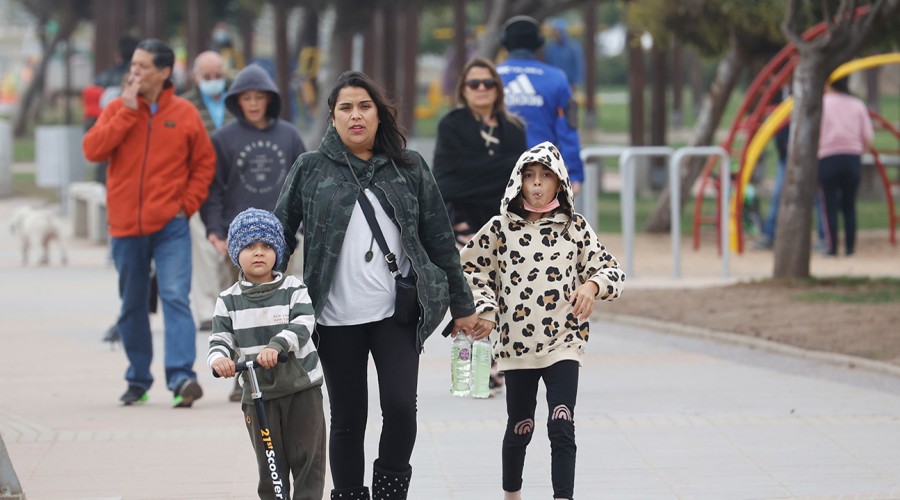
[465,78,498,90]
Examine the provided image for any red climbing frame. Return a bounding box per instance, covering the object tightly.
[691,5,897,252]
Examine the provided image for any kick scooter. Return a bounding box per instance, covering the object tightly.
[214,352,289,498]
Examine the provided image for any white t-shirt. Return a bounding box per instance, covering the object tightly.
[318,189,411,326]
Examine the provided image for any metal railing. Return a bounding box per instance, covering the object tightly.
[619,147,674,277]
[578,146,627,232]
[579,144,732,280]
[669,146,731,279]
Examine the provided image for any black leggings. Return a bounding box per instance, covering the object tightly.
[818,154,861,255]
[315,317,419,489]
[502,360,579,499]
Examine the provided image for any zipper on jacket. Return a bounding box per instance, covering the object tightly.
[138,113,153,235]
[375,182,425,353]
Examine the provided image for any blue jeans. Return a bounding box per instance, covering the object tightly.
[111,217,196,392]
[762,159,786,243]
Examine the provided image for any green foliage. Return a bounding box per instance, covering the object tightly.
[13,137,35,163]
[626,0,785,55]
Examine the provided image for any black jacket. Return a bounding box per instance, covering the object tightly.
[433,107,526,233]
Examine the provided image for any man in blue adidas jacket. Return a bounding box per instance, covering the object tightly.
[497,15,584,195]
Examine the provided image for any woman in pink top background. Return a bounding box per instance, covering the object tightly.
[817,76,874,256]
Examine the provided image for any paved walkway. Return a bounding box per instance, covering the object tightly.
[3,198,900,499]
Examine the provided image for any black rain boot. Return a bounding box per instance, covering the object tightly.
[331,486,370,500]
[372,459,411,500]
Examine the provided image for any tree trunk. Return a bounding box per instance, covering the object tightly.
[583,3,598,129]
[649,44,667,190]
[644,35,746,232]
[310,0,375,145]
[671,40,683,128]
[274,0,292,122]
[626,28,645,147]
[865,66,879,112]
[399,5,419,135]
[772,55,829,278]
[12,31,71,137]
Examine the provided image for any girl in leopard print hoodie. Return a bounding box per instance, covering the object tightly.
[458,141,625,500]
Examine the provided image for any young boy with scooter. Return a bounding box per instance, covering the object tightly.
[208,208,325,500]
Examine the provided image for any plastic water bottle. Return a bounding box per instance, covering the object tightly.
[450,333,471,397]
[470,337,492,398]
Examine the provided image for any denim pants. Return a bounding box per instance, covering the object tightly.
[762,158,786,243]
[111,216,197,392]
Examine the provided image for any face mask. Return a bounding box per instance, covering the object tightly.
[213,29,229,44]
[198,78,226,97]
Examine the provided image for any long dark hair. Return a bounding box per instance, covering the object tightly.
[829,76,851,95]
[327,71,409,166]
[455,57,523,130]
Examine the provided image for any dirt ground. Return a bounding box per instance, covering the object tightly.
[600,230,900,367]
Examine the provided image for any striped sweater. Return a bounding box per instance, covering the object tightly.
[207,272,322,404]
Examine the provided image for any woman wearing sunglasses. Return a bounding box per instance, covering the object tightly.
[433,57,526,249]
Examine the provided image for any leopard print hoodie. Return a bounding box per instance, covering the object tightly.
[459,141,625,371]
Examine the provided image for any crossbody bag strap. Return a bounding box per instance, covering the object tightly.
[339,165,402,278]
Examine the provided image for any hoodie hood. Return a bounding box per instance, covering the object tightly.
[225,64,281,127]
[500,141,574,224]
[551,19,570,41]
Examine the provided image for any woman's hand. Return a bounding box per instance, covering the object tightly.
[452,313,479,337]
[570,281,599,321]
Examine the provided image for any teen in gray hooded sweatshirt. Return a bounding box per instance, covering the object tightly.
[201,63,306,255]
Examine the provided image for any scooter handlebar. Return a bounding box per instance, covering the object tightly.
[212,352,290,378]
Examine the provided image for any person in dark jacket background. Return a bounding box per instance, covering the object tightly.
[498,15,585,195]
[200,63,306,401]
[433,56,526,248]
[275,71,479,500]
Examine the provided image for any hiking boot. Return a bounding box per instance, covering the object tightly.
[173,379,203,408]
[120,385,148,405]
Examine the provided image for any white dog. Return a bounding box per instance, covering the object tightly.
[9,205,68,266]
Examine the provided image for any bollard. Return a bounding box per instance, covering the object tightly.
[35,125,88,215]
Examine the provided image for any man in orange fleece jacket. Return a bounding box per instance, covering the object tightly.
[83,38,216,408]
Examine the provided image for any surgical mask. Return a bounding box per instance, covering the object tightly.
[198,78,226,97]
[213,29,229,44]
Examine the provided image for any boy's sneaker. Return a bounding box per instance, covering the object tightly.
[173,379,203,408]
[120,385,148,405]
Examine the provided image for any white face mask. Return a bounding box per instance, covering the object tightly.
[198,78,226,97]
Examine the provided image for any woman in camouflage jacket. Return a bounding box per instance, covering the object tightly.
[274,71,479,500]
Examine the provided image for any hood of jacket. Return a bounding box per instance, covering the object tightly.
[317,123,397,181]
[225,64,281,128]
[500,141,575,224]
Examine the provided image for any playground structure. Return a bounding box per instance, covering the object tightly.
[691,8,900,254]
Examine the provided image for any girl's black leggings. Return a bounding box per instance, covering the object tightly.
[818,154,862,255]
[502,360,579,500]
[315,317,419,489]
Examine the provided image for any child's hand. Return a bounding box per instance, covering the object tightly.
[570,281,600,321]
[257,347,281,369]
[471,318,495,340]
[212,358,236,378]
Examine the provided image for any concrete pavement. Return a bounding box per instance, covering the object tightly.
[3,199,900,499]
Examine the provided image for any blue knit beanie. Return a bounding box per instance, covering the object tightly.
[227,208,286,270]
